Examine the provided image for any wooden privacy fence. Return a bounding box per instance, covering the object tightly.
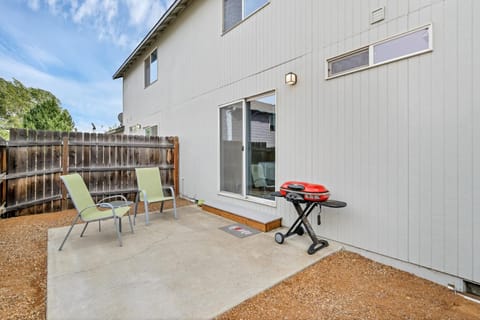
[0,128,179,218]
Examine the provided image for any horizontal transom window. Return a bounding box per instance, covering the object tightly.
[327,24,432,78]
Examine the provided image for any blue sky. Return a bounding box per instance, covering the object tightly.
[0,0,174,132]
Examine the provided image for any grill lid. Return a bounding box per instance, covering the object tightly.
[279,181,330,202]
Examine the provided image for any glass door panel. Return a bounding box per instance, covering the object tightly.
[246,94,275,200]
[220,102,243,194]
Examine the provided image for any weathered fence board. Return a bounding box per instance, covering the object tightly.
[0,137,7,215]
[1,128,179,217]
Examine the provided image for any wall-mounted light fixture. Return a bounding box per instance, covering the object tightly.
[136,124,141,129]
[285,72,297,85]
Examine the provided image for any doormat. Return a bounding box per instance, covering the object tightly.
[219,223,260,238]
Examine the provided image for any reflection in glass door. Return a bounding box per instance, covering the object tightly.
[219,102,243,194]
[246,94,275,200]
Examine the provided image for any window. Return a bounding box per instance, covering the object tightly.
[220,92,276,201]
[144,125,158,137]
[223,0,268,32]
[129,124,142,134]
[144,49,158,87]
[327,24,432,78]
[329,48,369,76]
[373,27,430,64]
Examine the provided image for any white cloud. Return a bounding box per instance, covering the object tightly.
[72,0,98,23]
[22,44,64,69]
[46,0,59,14]
[125,0,173,28]
[103,0,118,23]
[27,0,40,11]
[24,0,174,49]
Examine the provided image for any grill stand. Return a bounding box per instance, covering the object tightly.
[274,190,346,255]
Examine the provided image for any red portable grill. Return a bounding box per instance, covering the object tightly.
[273,181,347,255]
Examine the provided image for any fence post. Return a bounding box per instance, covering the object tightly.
[61,136,69,210]
[173,136,179,197]
[0,142,7,215]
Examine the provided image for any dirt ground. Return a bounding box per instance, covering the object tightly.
[1,202,480,320]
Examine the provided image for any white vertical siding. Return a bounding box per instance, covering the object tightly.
[473,0,480,284]
[443,0,459,277]
[457,0,474,281]
[430,0,445,274]
[121,0,480,283]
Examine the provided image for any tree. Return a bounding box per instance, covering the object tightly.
[23,99,75,131]
[0,77,61,139]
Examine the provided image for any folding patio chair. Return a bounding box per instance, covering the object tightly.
[134,167,177,225]
[251,164,275,190]
[58,173,134,251]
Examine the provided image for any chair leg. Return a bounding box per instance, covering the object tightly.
[127,212,134,233]
[173,197,177,219]
[58,215,81,251]
[134,192,140,226]
[80,222,90,237]
[114,216,122,247]
[144,199,149,225]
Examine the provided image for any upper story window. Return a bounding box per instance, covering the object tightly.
[144,49,158,87]
[223,0,269,32]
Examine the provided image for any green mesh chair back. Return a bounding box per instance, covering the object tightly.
[61,173,97,216]
[136,167,165,202]
[58,173,134,250]
[134,167,177,225]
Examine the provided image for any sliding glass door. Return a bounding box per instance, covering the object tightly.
[219,92,275,201]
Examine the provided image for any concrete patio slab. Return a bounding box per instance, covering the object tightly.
[47,205,341,320]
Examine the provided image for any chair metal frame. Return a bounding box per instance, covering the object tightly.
[58,173,134,251]
[134,167,177,225]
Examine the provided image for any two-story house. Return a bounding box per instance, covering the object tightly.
[113,0,480,293]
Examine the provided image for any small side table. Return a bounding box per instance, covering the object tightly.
[99,200,133,232]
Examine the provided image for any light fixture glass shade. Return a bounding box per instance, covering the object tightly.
[285,72,297,85]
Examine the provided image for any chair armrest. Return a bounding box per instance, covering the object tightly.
[162,186,175,197]
[98,195,128,203]
[136,189,147,201]
[79,203,117,219]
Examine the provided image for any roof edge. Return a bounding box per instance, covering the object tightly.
[112,0,190,79]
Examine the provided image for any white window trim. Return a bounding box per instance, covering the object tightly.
[219,191,277,207]
[222,0,270,34]
[217,99,244,200]
[326,23,433,79]
[144,48,158,88]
